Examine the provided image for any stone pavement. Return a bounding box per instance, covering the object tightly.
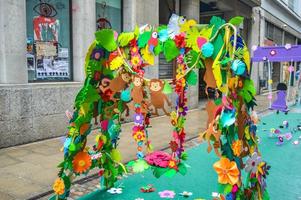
[0,94,272,200]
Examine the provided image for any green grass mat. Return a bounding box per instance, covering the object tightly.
[80,107,301,200]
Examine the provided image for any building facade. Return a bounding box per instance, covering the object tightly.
[250,0,301,91]
[0,0,201,148]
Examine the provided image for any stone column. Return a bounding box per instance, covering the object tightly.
[72,0,96,82]
[181,0,200,108]
[123,0,159,78]
[0,0,27,84]
[181,0,200,22]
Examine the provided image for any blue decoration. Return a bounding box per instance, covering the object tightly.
[137,152,144,158]
[231,59,246,75]
[201,42,214,58]
[121,89,131,102]
[230,35,244,49]
[220,109,236,127]
[158,29,168,42]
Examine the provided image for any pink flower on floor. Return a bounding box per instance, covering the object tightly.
[145,151,172,168]
[159,190,175,199]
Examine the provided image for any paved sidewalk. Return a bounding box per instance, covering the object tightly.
[0,95,271,200]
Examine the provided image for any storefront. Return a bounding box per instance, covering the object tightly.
[25,0,122,82]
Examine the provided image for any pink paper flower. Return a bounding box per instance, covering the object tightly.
[158,190,175,199]
[144,151,172,168]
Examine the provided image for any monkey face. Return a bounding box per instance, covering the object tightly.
[150,81,162,92]
[121,73,131,83]
[133,76,143,87]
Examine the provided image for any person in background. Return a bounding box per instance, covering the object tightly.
[283,62,290,85]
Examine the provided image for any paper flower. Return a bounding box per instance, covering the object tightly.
[131,55,142,66]
[168,159,178,170]
[179,191,193,197]
[231,140,242,156]
[245,152,262,174]
[53,178,65,195]
[91,48,104,60]
[134,113,144,124]
[169,141,178,152]
[110,56,124,70]
[175,33,186,48]
[140,184,155,193]
[107,187,122,194]
[72,151,92,174]
[177,103,188,116]
[133,131,146,142]
[159,190,176,199]
[145,151,172,168]
[213,157,240,185]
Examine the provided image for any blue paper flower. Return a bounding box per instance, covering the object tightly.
[137,151,144,158]
[231,60,246,75]
[201,42,214,58]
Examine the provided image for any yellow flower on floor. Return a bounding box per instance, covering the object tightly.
[72,151,92,174]
[53,178,65,195]
[232,140,243,156]
[213,157,240,185]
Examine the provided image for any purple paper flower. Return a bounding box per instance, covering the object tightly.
[176,103,188,116]
[134,113,144,124]
[91,49,104,61]
[245,152,262,174]
[158,190,175,199]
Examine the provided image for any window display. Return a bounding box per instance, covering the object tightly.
[26,0,71,81]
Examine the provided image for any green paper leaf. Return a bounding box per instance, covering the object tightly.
[186,70,198,85]
[95,29,117,51]
[163,39,180,62]
[180,152,188,160]
[129,159,149,173]
[185,50,200,68]
[209,16,226,59]
[164,168,177,178]
[110,149,122,162]
[138,31,151,48]
[178,163,187,175]
[153,167,168,178]
[223,184,232,194]
[263,190,270,200]
[118,32,135,47]
[229,16,244,26]
[154,43,163,55]
[163,81,173,94]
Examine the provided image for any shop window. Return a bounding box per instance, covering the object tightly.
[26,0,72,82]
[96,0,122,33]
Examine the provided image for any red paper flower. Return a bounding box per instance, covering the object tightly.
[175,33,186,48]
[144,151,172,168]
[169,141,178,152]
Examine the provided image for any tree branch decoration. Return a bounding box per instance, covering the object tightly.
[52,14,270,200]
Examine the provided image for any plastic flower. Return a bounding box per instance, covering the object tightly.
[231,140,242,156]
[72,151,92,174]
[245,152,262,174]
[213,157,240,185]
[158,190,176,199]
[133,131,146,142]
[134,113,144,124]
[107,187,122,194]
[145,151,172,168]
[53,178,65,195]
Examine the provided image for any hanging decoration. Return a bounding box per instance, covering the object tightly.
[52,14,270,200]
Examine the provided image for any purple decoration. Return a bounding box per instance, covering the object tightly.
[270,91,288,112]
[252,45,301,62]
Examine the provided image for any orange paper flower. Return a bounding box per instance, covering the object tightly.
[232,140,242,156]
[53,178,65,195]
[72,151,92,174]
[133,131,146,142]
[168,159,178,170]
[213,157,240,185]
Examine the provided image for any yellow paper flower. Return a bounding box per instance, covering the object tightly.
[141,45,155,65]
[131,55,142,66]
[133,131,146,142]
[53,178,65,195]
[213,157,240,185]
[232,140,242,156]
[110,56,124,70]
[72,151,92,174]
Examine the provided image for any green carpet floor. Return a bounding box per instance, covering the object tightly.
[80,106,301,200]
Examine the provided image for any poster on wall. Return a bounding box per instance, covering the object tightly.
[33,16,60,42]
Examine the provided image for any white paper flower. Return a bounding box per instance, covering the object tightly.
[212,192,221,198]
[107,187,122,194]
[179,191,193,197]
[245,152,262,173]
